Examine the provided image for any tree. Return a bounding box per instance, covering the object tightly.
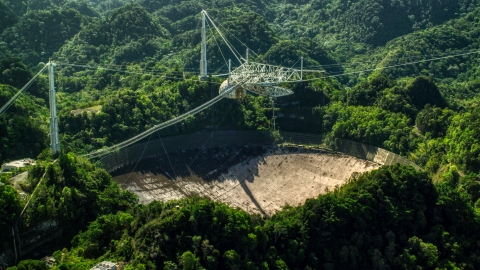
[180,251,198,270]
[415,105,454,137]
[223,250,241,270]
[1,8,84,66]
[0,1,18,32]
[0,184,21,241]
[445,107,480,172]
[375,86,416,117]
[346,74,395,106]
[0,58,33,91]
[406,76,446,110]
[13,259,48,270]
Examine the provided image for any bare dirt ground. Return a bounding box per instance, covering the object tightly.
[10,171,28,193]
[113,146,380,216]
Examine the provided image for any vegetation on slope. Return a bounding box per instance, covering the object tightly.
[2,0,480,269]
[0,81,48,163]
[0,153,137,256]
[12,164,478,269]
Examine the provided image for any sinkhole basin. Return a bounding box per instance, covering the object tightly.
[112,145,380,216]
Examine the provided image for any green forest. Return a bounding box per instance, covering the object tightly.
[1,0,480,269]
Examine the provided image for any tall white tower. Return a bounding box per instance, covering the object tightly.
[48,60,61,154]
[200,10,207,80]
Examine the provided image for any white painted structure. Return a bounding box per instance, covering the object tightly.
[1,158,35,172]
[90,261,116,270]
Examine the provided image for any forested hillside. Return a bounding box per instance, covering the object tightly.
[7,163,480,269]
[2,0,480,269]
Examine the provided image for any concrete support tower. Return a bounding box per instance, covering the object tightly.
[200,10,207,80]
[48,61,61,154]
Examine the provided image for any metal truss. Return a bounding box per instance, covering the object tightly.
[227,61,302,97]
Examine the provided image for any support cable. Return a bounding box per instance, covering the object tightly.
[126,133,153,182]
[17,159,58,225]
[212,63,228,75]
[157,131,177,180]
[62,62,186,74]
[304,48,480,70]
[212,23,242,64]
[12,227,17,264]
[188,103,231,168]
[58,48,479,84]
[299,49,480,82]
[203,11,243,64]
[83,89,229,158]
[209,14,261,59]
[207,19,229,69]
[58,62,229,81]
[0,64,48,117]
[84,76,250,159]
[60,63,173,78]
[289,58,301,69]
[60,61,204,74]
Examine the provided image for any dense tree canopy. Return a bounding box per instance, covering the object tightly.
[40,165,480,269]
[0,84,48,164]
[0,181,21,242]
[0,1,17,33]
[0,152,138,262]
[1,8,84,66]
[3,0,480,268]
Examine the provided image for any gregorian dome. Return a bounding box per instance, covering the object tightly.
[219,79,247,99]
